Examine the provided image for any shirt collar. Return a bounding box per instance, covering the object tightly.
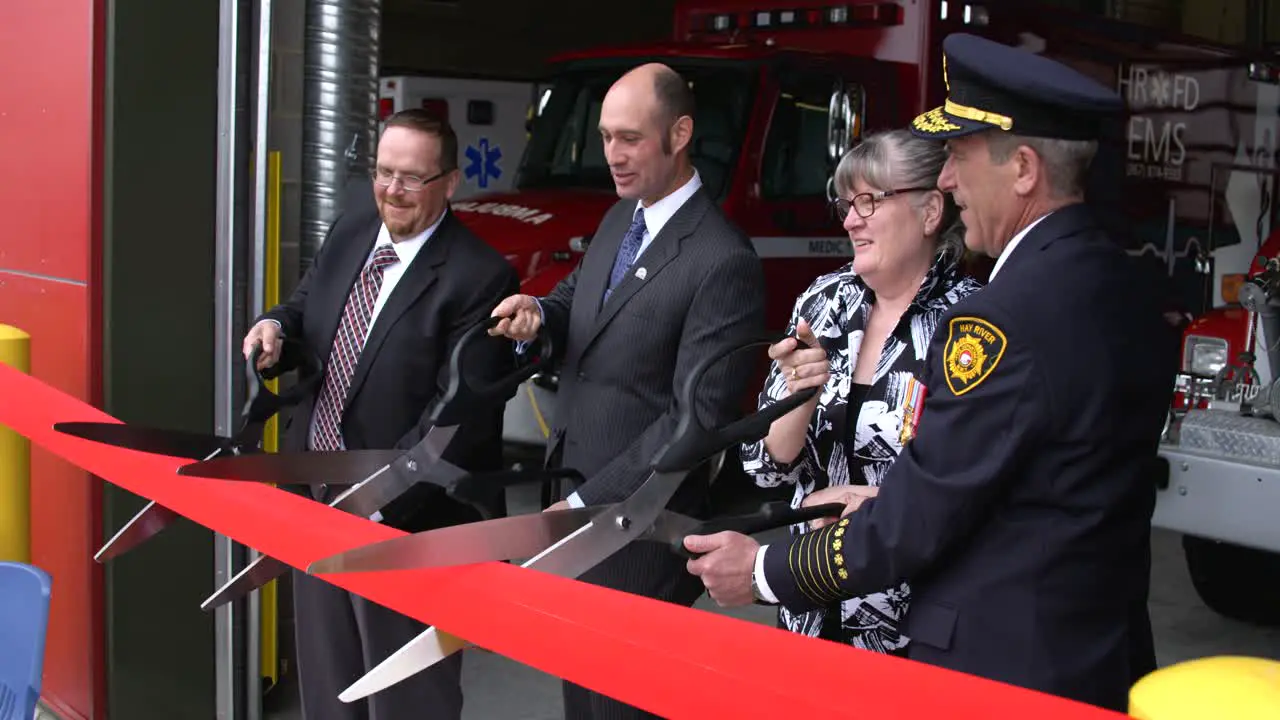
[989,211,1052,281]
[633,170,702,238]
[844,248,965,312]
[373,209,447,267]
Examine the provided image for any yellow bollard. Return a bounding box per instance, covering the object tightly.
[1129,656,1280,720]
[260,149,282,689]
[0,324,31,563]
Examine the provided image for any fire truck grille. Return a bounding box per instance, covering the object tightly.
[1176,409,1280,468]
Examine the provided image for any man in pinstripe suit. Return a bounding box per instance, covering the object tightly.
[490,63,766,718]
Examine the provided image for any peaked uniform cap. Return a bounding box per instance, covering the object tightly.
[910,33,1124,140]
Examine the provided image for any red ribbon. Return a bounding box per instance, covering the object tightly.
[0,362,1127,719]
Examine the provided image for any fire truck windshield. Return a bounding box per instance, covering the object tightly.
[516,59,757,199]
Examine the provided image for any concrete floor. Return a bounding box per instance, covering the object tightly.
[256,481,1280,720]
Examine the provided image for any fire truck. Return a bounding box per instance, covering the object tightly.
[1164,229,1280,625]
[446,0,1280,622]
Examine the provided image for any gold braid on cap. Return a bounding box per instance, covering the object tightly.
[912,108,961,134]
[935,53,1015,132]
[943,99,1014,131]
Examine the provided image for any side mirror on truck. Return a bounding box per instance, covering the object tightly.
[825,81,864,200]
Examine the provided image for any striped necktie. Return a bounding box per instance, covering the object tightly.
[311,244,400,451]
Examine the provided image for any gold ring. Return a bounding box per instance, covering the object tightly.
[790,367,798,380]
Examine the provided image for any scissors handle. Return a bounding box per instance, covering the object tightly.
[671,502,847,559]
[427,316,555,426]
[652,332,819,474]
[241,339,323,425]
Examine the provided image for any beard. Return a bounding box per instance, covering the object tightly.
[380,201,421,237]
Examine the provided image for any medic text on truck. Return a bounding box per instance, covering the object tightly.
[445,0,1280,622]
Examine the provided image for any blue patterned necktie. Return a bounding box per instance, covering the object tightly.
[604,209,647,303]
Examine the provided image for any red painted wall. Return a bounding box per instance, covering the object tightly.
[0,2,106,719]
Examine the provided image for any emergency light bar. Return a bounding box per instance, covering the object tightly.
[692,2,903,34]
[938,2,990,25]
[1249,61,1280,85]
[376,96,449,122]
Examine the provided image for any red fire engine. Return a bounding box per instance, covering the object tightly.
[448,0,1280,624]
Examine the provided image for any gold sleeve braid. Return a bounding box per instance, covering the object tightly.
[784,517,852,606]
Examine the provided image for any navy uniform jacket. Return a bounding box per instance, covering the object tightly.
[761,203,1178,711]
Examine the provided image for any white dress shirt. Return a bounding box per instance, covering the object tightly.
[988,212,1051,281]
[627,170,703,263]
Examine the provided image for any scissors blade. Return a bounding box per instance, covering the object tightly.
[336,522,597,703]
[94,501,184,562]
[200,553,291,612]
[176,449,406,486]
[338,624,474,703]
[326,425,459,518]
[338,469,689,701]
[202,425,464,610]
[55,421,231,459]
[307,507,597,575]
[640,510,703,548]
[525,469,689,579]
[95,445,229,561]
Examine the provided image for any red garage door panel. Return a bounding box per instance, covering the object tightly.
[0,2,105,719]
[0,3,98,284]
[0,273,98,720]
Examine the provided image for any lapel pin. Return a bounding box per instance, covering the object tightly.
[635,267,647,280]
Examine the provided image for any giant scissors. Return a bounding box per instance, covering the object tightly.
[177,316,573,611]
[53,340,322,561]
[302,333,826,702]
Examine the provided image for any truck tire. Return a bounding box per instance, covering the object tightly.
[1182,535,1280,626]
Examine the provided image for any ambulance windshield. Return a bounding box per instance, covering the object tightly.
[517,59,756,199]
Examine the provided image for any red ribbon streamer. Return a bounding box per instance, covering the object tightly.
[0,362,1127,720]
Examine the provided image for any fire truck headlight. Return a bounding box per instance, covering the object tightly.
[1183,335,1228,376]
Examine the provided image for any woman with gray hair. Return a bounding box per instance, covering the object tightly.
[739,128,983,654]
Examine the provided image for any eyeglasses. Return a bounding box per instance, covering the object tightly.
[371,167,450,192]
[831,186,936,220]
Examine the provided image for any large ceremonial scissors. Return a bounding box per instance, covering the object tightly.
[53,339,322,561]
[177,316,563,611]
[306,332,822,702]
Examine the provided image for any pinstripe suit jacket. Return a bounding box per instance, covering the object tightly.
[539,184,766,511]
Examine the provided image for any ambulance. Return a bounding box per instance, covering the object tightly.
[378,74,536,199]
[447,0,1280,620]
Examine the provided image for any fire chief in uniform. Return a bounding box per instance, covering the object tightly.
[686,34,1178,712]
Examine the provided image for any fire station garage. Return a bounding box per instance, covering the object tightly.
[3,1,1280,719]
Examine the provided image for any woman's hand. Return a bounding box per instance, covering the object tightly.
[770,319,829,395]
[801,484,879,529]
[758,319,829,466]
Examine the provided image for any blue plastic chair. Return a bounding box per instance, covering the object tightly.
[0,562,52,720]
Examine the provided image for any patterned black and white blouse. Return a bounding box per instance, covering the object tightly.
[740,254,983,653]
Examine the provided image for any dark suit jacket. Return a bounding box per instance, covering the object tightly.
[261,181,520,531]
[539,183,767,514]
[762,203,1178,711]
